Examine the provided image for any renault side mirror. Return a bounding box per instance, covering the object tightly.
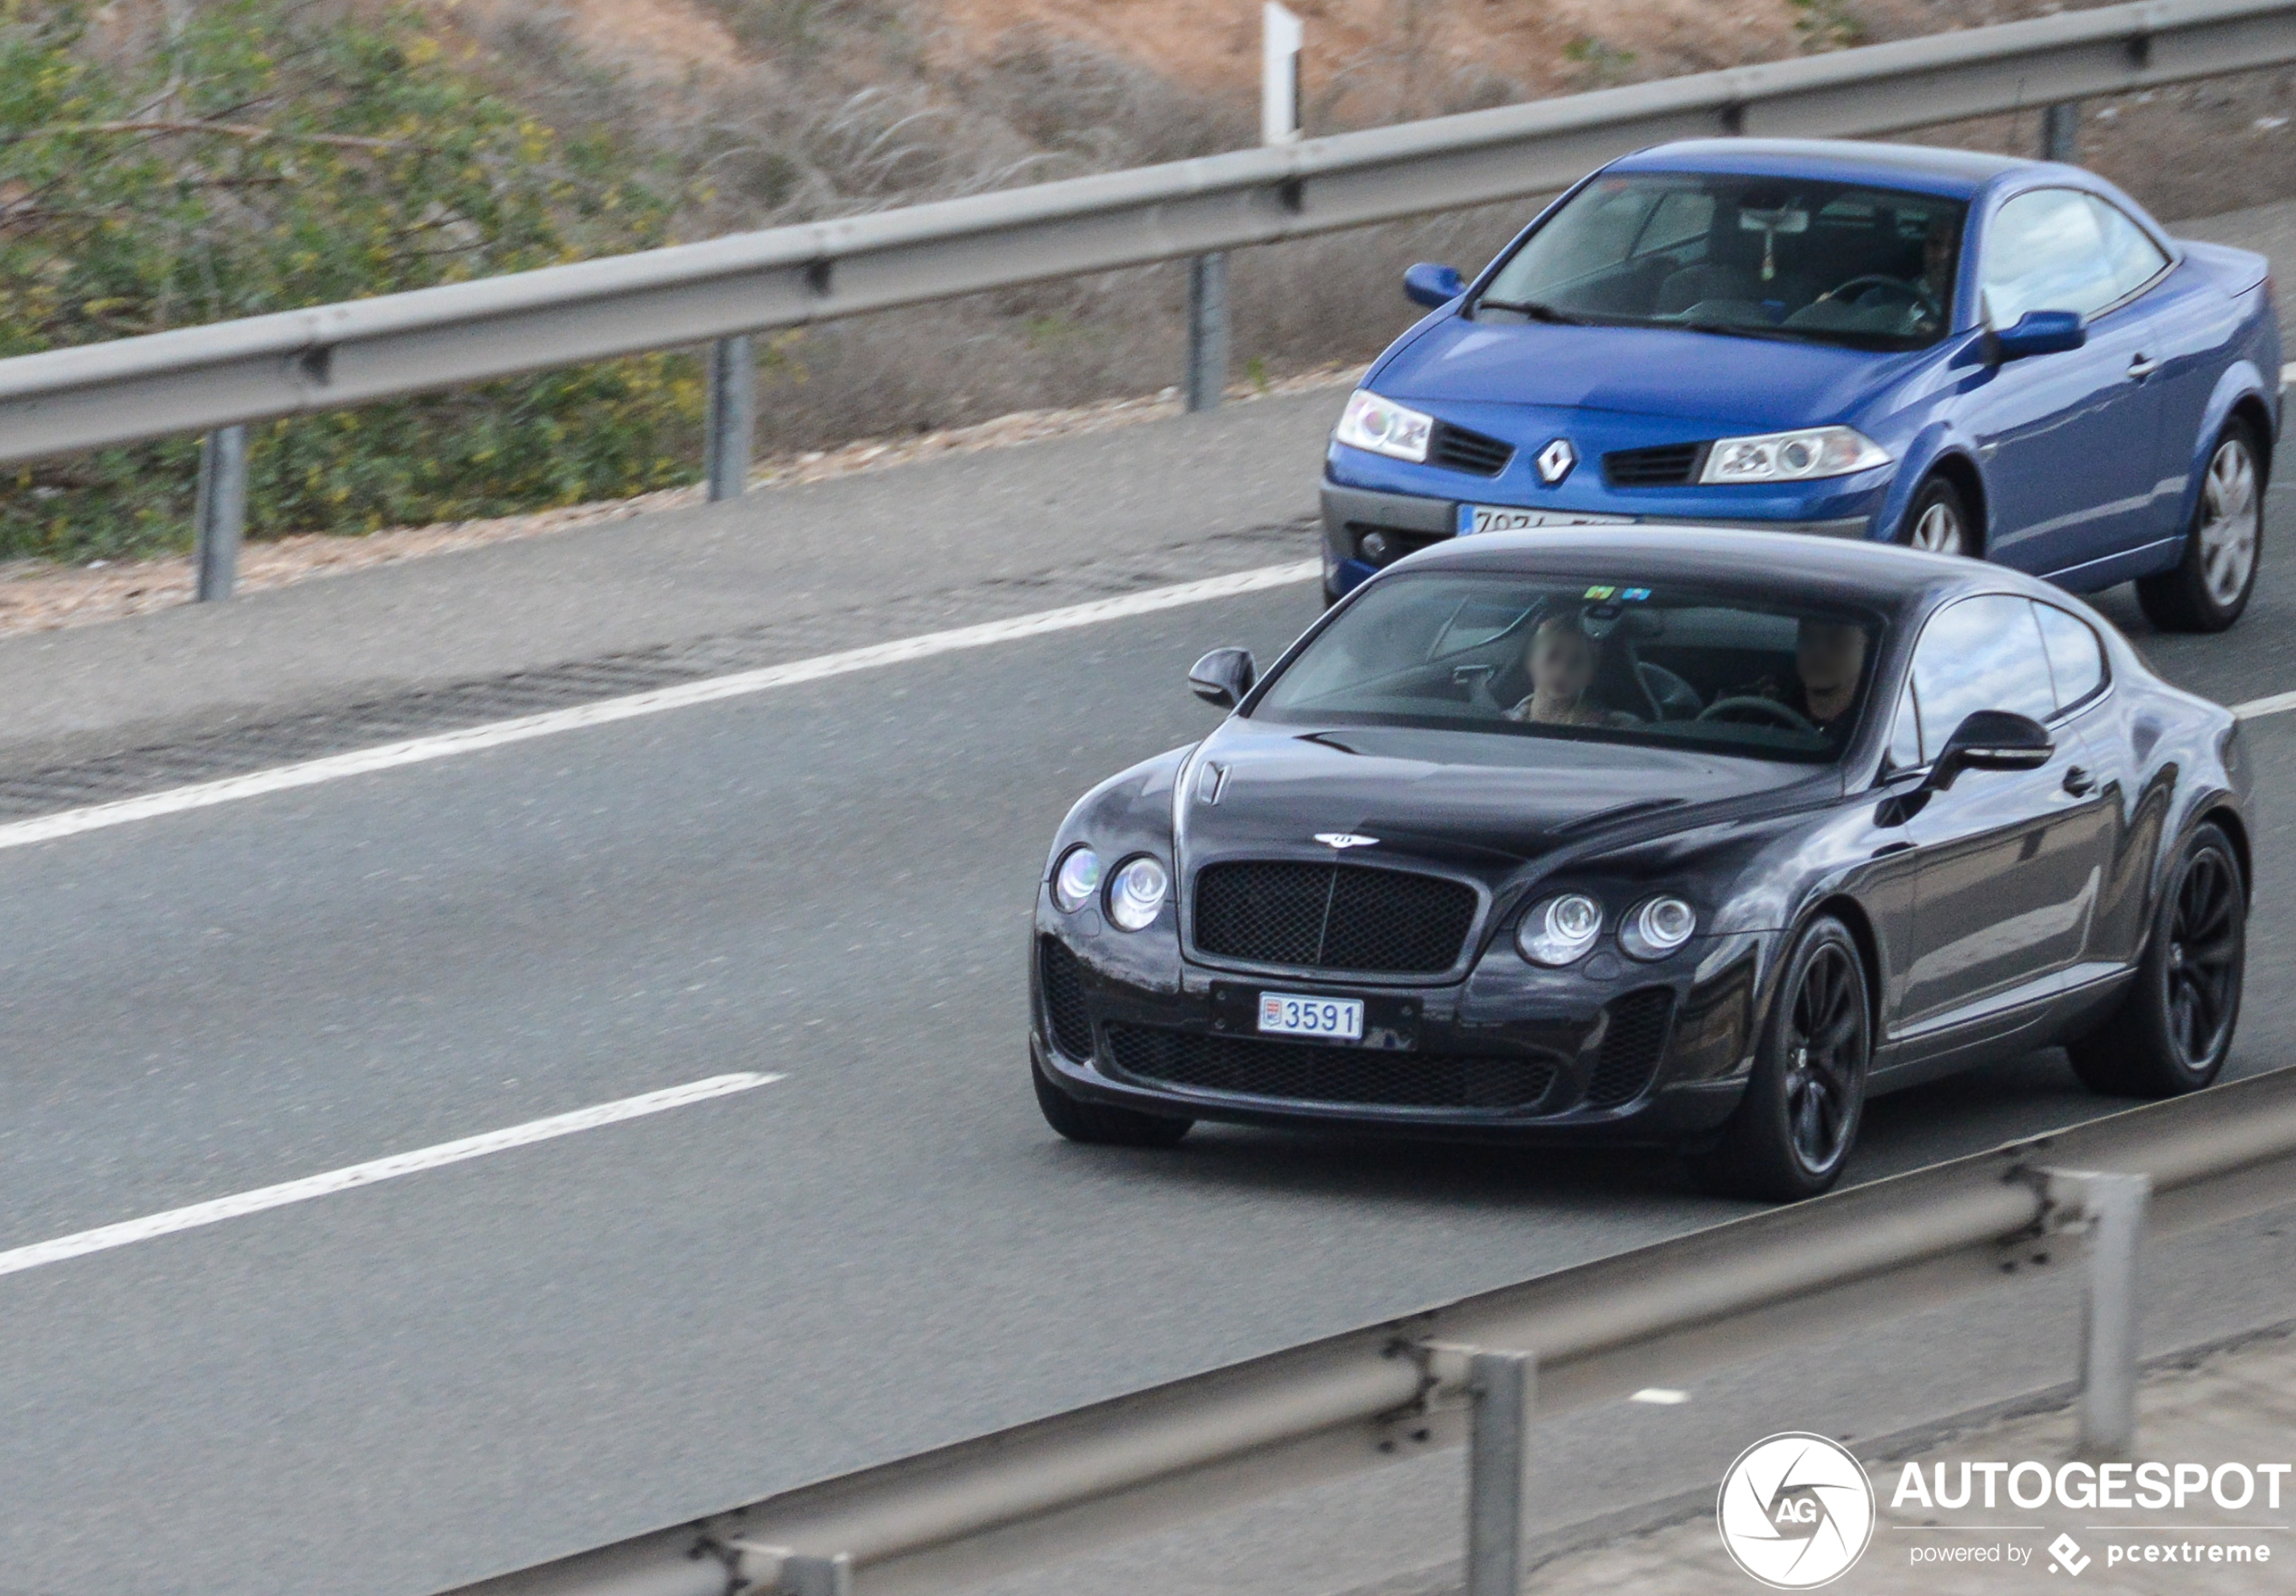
[1404,262,1465,309]
[1993,309,2086,361]
[1189,647,1256,709]
[1928,709,2053,790]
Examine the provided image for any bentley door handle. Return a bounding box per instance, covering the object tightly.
[2063,765,2097,796]
[2127,354,2160,380]
[1870,840,1915,859]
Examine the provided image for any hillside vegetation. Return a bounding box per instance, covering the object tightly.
[3,0,2293,563]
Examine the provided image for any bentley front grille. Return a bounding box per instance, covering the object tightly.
[1190,860,1479,974]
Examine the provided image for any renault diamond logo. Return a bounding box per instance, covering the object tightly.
[1313,833,1379,850]
[1535,437,1576,484]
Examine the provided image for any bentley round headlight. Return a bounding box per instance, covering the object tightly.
[1053,846,1101,913]
[1107,857,1171,931]
[1622,896,1698,960]
[1518,893,1604,966]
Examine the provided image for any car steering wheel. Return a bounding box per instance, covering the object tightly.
[1820,274,1937,315]
[1698,696,1821,735]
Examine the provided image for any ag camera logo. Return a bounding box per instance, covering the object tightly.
[1717,1432,1876,1588]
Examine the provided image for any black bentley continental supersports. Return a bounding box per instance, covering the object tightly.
[1029,529,2251,1199]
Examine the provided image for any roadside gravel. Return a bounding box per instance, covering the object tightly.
[0,368,1355,639]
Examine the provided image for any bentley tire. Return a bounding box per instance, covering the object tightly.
[1033,1056,1193,1147]
[2137,420,2262,633]
[2065,822,2244,1098]
[1690,915,1871,1202]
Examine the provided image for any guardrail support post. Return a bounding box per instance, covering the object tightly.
[779,1552,852,1596]
[2047,1169,2150,1458]
[705,333,755,502]
[1186,253,1229,412]
[1466,1349,1533,1596]
[193,423,248,603]
[2041,101,2081,163]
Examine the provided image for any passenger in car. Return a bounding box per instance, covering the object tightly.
[1504,614,1642,728]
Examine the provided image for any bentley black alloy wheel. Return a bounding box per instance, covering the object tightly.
[2067,822,2244,1097]
[1692,915,1871,1202]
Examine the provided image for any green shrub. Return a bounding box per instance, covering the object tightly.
[0,0,699,561]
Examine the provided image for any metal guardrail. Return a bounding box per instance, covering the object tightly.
[5,0,2296,540]
[447,1067,2296,1596]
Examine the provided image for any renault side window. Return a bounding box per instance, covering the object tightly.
[2087,196,2171,306]
[1910,595,2056,759]
[1981,188,2118,326]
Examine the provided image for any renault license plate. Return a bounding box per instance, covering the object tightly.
[1458,504,1632,536]
[1257,992,1365,1041]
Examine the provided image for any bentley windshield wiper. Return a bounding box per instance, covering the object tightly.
[1476,298,1585,324]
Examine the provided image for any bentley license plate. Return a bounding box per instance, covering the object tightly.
[1256,992,1365,1041]
[1458,504,1632,536]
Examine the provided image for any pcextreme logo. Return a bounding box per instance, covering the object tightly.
[1717,1432,1877,1589]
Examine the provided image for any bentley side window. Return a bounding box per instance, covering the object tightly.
[2033,602,2109,713]
[1886,677,1924,771]
[1909,595,2056,759]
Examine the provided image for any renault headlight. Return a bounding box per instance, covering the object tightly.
[1335,390,1435,464]
[1052,846,1101,913]
[1518,893,1604,966]
[1699,426,1889,483]
[1620,896,1698,961]
[1108,857,1171,931]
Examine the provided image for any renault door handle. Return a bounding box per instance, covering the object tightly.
[2127,353,2160,380]
[2063,765,2097,796]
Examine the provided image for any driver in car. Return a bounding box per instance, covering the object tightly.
[1776,617,1868,740]
[1504,613,1640,728]
[1810,212,1957,330]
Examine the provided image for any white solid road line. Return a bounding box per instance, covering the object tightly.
[0,559,1322,855]
[0,1072,781,1281]
[6,547,2292,850]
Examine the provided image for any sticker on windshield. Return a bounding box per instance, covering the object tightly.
[1623,587,1652,601]
[1584,585,1617,600]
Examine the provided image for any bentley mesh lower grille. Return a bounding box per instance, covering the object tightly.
[1191,861,1478,973]
[1038,937,1096,1061]
[1106,1025,1557,1112]
[1585,988,1675,1108]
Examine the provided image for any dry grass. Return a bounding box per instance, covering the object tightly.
[9,0,2296,587]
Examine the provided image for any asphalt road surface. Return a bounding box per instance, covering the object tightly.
[7,205,2296,1596]
[2,496,2295,1596]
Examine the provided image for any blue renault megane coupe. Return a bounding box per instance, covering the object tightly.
[1323,138,2280,632]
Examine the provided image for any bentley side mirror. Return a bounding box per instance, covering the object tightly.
[1927,709,2053,790]
[1189,647,1256,709]
[1993,309,2086,361]
[1404,261,1465,309]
